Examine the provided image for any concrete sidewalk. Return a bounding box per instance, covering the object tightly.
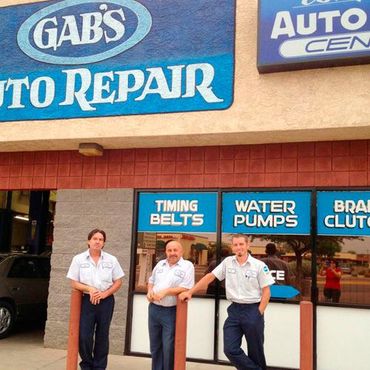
[0,328,231,370]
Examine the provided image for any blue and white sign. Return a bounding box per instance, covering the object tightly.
[222,192,311,234]
[138,192,218,233]
[270,285,300,299]
[258,0,370,73]
[0,0,235,121]
[317,191,370,236]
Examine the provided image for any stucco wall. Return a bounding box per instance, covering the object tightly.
[1,0,370,151]
[44,188,133,354]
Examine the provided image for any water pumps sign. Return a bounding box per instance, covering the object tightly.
[0,0,235,121]
[258,0,370,73]
[222,192,311,235]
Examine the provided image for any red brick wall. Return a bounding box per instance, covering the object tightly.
[0,140,369,190]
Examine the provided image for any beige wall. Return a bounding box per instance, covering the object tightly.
[1,0,370,152]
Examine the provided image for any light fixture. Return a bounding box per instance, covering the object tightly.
[14,215,29,221]
[78,143,104,157]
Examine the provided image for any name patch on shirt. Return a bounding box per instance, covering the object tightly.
[227,268,236,274]
[245,270,258,279]
[102,262,113,269]
[80,263,90,268]
[174,269,185,279]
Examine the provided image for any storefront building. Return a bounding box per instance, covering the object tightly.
[1,0,370,369]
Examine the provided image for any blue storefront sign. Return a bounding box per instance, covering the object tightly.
[258,0,370,73]
[0,0,235,121]
[317,191,370,236]
[270,285,300,299]
[138,192,218,233]
[222,192,311,235]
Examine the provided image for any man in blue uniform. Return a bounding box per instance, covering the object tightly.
[180,234,274,370]
[147,240,194,370]
[67,229,124,370]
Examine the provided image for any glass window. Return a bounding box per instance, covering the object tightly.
[220,233,311,301]
[316,190,370,307]
[134,192,218,295]
[134,231,217,293]
[316,236,370,306]
[8,257,40,279]
[132,190,370,306]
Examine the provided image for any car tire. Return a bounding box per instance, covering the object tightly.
[0,300,15,339]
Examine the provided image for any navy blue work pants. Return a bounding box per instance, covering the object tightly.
[148,303,176,370]
[223,302,266,370]
[79,294,115,370]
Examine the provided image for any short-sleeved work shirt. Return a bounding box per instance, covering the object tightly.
[67,250,124,292]
[212,255,275,304]
[148,257,194,307]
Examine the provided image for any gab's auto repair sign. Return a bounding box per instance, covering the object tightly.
[0,0,235,121]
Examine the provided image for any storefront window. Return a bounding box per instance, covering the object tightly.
[221,191,312,301]
[254,235,312,301]
[128,188,370,362]
[134,231,218,293]
[316,190,370,307]
[316,236,370,305]
[134,192,218,294]
[219,233,312,301]
[132,189,370,306]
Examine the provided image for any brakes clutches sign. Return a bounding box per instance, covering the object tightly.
[0,0,235,121]
[258,0,370,73]
[317,191,370,236]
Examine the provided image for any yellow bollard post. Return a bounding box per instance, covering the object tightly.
[66,289,82,370]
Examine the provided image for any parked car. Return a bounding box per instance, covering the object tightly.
[0,254,50,339]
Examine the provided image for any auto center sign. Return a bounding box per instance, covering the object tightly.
[0,0,235,121]
[258,0,370,72]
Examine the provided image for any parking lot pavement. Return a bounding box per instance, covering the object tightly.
[0,327,231,370]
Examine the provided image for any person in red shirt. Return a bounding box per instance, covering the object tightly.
[320,260,342,303]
